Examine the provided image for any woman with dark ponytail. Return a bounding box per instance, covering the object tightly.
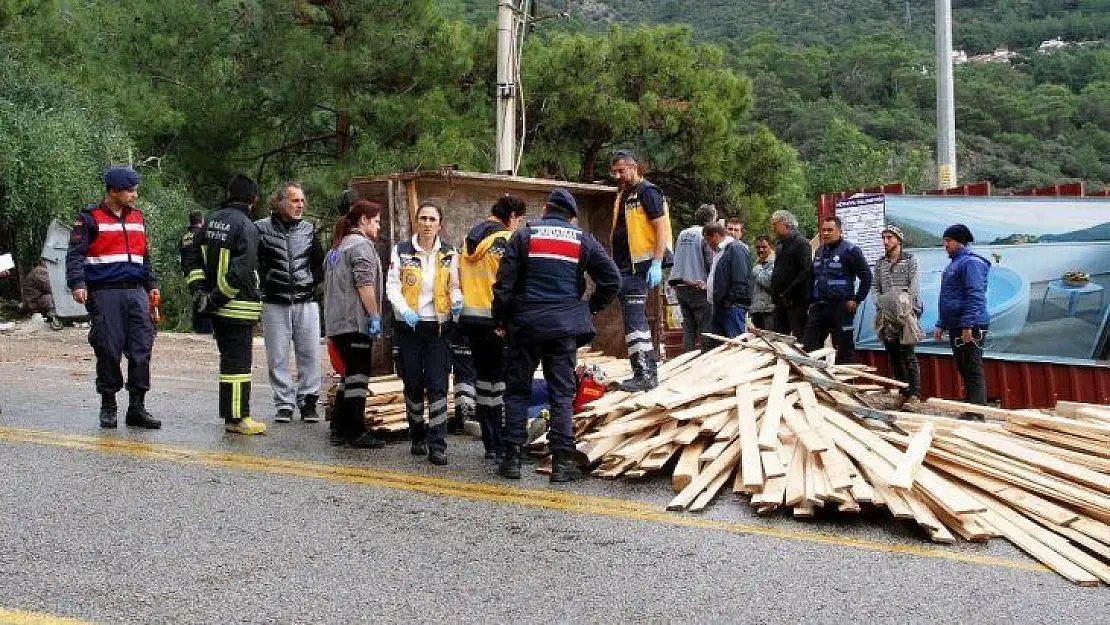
[324,200,385,448]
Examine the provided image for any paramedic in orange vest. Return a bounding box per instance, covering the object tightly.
[386,200,463,466]
[458,195,527,461]
[66,165,161,430]
[609,150,674,391]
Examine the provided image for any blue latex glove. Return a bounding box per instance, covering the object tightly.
[646,259,663,288]
[400,309,420,329]
[367,315,381,338]
[452,301,463,317]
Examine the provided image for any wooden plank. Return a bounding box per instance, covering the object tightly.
[672,439,706,493]
[951,427,1110,493]
[783,443,807,506]
[689,466,735,512]
[889,422,935,490]
[781,406,830,453]
[757,360,792,450]
[978,492,1110,585]
[1005,423,1110,458]
[930,398,1110,440]
[979,507,1099,586]
[760,448,787,479]
[821,408,986,515]
[668,439,743,511]
[737,384,765,491]
[700,439,733,462]
[829,365,909,388]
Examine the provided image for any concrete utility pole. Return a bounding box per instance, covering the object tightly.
[495,2,519,175]
[936,0,957,188]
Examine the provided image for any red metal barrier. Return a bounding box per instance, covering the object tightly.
[854,349,1110,409]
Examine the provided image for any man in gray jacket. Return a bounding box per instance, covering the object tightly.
[667,203,717,353]
[872,224,922,404]
[256,182,326,423]
[750,235,775,330]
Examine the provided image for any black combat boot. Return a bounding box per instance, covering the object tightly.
[498,446,522,479]
[428,447,447,466]
[549,449,586,483]
[125,391,161,429]
[620,353,658,392]
[99,393,118,429]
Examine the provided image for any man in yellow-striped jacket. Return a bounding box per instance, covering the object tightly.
[184,174,267,435]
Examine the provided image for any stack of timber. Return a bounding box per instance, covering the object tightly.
[575,332,1110,586]
[323,348,631,434]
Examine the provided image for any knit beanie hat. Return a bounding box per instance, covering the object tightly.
[942,224,974,245]
[881,224,905,242]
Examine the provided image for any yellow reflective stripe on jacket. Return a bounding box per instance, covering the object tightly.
[611,185,675,264]
[186,269,206,286]
[399,249,455,315]
[459,230,510,318]
[217,299,262,321]
[216,247,238,299]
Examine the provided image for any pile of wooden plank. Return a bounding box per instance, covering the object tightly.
[573,332,1110,586]
[322,348,631,433]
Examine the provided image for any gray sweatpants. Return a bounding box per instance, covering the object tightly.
[262,301,322,410]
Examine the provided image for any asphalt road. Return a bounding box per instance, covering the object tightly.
[0,329,1104,623]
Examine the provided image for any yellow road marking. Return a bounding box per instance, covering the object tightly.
[0,426,1045,574]
[0,607,92,624]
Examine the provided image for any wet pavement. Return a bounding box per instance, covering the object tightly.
[0,329,1104,623]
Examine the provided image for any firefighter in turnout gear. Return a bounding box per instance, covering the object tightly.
[66,165,161,429]
[458,195,527,460]
[609,150,673,392]
[494,188,621,482]
[386,200,463,466]
[184,174,267,435]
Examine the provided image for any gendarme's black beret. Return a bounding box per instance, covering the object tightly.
[103,165,141,190]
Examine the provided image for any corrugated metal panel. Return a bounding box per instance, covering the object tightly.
[855,349,1110,409]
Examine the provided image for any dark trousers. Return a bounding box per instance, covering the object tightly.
[503,336,578,453]
[883,339,920,398]
[448,323,476,420]
[951,328,988,407]
[750,311,774,332]
[704,304,746,350]
[394,321,450,452]
[619,272,653,361]
[803,301,856,364]
[86,287,155,395]
[331,332,372,440]
[213,318,253,420]
[191,311,213,334]
[773,303,807,342]
[467,324,507,455]
[674,285,711,353]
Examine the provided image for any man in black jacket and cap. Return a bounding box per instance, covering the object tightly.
[769,209,812,341]
[493,188,621,483]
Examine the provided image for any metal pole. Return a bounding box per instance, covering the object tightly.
[936,0,957,188]
[495,2,517,175]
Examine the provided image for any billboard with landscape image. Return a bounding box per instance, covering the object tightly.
[844,195,1110,364]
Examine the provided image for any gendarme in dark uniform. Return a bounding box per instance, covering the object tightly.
[66,165,160,429]
[493,189,620,482]
[803,216,872,364]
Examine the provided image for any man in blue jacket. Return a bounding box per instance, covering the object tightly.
[933,223,991,420]
[803,216,872,364]
[493,189,621,483]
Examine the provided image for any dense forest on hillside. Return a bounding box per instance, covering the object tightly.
[450,0,1110,194]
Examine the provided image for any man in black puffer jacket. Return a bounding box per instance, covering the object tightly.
[255,182,326,424]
